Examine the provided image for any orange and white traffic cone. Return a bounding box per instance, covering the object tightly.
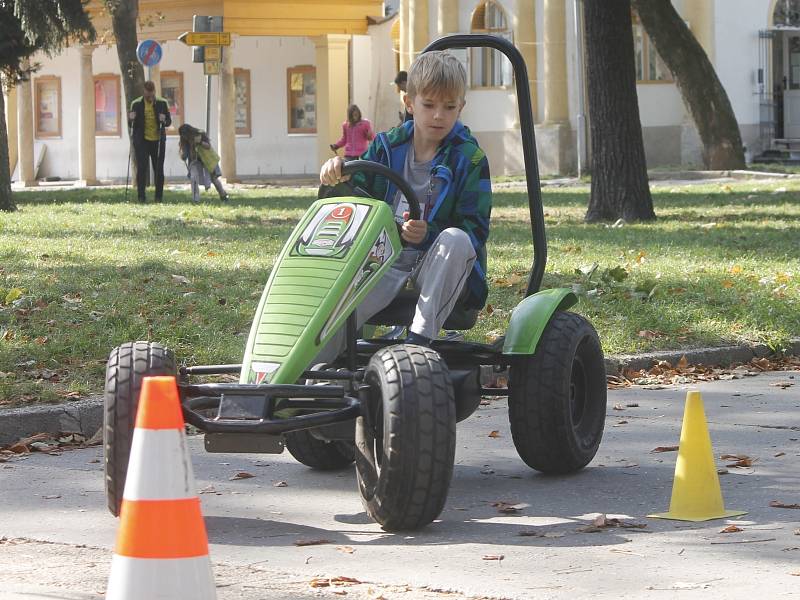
[106,376,216,599]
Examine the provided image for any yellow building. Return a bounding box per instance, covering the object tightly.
[3,1,784,184]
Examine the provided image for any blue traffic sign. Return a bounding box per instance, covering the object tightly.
[136,40,163,67]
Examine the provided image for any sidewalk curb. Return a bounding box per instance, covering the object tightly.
[2,339,799,446]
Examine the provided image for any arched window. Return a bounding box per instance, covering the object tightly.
[470,1,513,88]
[774,0,800,27]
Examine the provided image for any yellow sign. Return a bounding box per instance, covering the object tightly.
[179,32,231,47]
[204,60,220,75]
[204,46,221,61]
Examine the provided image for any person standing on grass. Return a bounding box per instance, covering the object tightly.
[128,81,171,203]
[178,124,229,203]
[330,104,375,162]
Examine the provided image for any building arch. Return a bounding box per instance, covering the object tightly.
[771,0,800,27]
[469,0,513,88]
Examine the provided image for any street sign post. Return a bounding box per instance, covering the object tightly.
[178,32,231,47]
[180,16,227,135]
[136,39,163,81]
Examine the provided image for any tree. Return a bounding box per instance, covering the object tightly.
[103,0,143,119]
[0,0,95,212]
[631,0,745,170]
[583,0,655,223]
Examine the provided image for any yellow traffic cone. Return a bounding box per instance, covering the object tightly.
[106,376,216,599]
[649,390,746,522]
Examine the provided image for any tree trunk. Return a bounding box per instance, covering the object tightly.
[584,0,655,223]
[632,0,745,170]
[108,0,144,114]
[0,84,16,212]
[107,0,143,189]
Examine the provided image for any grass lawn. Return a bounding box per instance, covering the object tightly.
[1,179,798,406]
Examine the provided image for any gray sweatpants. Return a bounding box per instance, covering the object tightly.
[315,227,476,363]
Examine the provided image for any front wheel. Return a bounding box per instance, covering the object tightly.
[508,311,606,474]
[355,345,455,531]
[104,341,177,516]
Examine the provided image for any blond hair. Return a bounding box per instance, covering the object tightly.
[406,50,467,101]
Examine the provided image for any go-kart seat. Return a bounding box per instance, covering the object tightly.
[365,288,480,330]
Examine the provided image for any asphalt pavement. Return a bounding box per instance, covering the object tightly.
[1,370,798,600]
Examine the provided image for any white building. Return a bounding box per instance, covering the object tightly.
[3,0,797,184]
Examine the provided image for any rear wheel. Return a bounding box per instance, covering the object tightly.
[355,345,455,531]
[285,430,355,470]
[104,341,176,516]
[508,311,606,474]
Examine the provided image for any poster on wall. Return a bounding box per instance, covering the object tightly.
[36,78,60,137]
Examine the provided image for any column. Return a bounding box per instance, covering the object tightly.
[437,0,459,38]
[543,0,569,124]
[17,59,36,187]
[4,81,18,176]
[514,0,538,122]
[218,39,239,183]
[313,34,350,168]
[409,0,429,60]
[78,45,97,186]
[400,0,410,71]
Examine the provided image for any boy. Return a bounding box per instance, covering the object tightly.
[319,50,491,349]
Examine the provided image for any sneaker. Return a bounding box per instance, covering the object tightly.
[405,331,431,347]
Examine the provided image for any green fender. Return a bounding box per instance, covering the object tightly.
[502,288,579,355]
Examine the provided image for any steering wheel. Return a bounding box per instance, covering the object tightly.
[317,159,421,221]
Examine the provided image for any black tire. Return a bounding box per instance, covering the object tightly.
[355,345,456,531]
[508,311,606,474]
[285,430,355,470]
[104,341,177,516]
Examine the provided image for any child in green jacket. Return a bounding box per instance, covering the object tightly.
[319,50,492,348]
[178,124,229,202]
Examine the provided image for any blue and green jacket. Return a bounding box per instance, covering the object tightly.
[351,120,492,309]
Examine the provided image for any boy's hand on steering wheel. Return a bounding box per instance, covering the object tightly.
[401,211,427,244]
[320,156,349,186]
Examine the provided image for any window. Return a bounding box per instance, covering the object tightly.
[234,68,251,136]
[287,66,316,134]
[160,71,184,133]
[470,1,513,88]
[94,74,120,136]
[775,0,800,27]
[632,12,672,83]
[34,76,61,138]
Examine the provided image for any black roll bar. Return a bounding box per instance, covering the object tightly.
[421,34,546,296]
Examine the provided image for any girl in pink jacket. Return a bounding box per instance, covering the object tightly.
[330,104,375,161]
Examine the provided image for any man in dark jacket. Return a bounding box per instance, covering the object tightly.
[127,81,172,202]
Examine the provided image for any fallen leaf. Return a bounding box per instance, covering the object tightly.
[721,454,756,468]
[336,545,355,554]
[613,404,625,411]
[775,452,786,457]
[488,430,501,438]
[295,539,332,547]
[309,576,361,588]
[770,500,800,509]
[43,495,61,500]
[229,471,255,480]
[576,514,647,533]
[273,480,288,487]
[198,485,217,494]
[482,554,504,561]
[770,381,794,389]
[719,524,743,534]
[651,446,679,453]
[491,501,529,514]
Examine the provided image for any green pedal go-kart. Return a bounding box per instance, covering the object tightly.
[103,35,607,531]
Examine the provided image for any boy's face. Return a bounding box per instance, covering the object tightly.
[404,91,464,146]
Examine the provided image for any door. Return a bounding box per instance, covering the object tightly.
[783,34,800,138]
